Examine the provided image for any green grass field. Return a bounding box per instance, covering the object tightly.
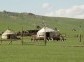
[0,42,84,62]
[0,36,84,62]
[0,11,84,62]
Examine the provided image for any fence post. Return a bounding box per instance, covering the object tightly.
[79,25,82,42]
[0,37,2,45]
[79,34,81,42]
[21,27,24,45]
[44,27,47,46]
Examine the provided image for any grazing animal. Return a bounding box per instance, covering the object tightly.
[31,34,65,41]
[52,34,65,41]
[31,35,44,41]
[60,35,65,41]
[31,35,37,41]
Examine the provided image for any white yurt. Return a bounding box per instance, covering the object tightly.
[37,27,56,38]
[1,29,17,39]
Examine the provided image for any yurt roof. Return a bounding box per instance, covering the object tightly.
[2,29,15,35]
[38,27,55,33]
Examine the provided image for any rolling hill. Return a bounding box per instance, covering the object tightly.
[0,11,84,35]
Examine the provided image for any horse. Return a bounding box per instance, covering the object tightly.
[52,34,65,41]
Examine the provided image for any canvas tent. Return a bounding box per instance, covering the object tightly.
[1,29,17,39]
[37,27,56,39]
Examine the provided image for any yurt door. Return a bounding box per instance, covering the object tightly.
[46,32,50,39]
[7,34,11,39]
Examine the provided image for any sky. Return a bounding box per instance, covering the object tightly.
[0,0,84,19]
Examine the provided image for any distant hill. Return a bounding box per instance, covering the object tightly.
[0,11,84,35]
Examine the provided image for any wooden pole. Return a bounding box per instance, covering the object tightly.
[79,25,82,42]
[44,27,47,46]
[0,37,2,45]
[42,17,47,46]
[10,38,12,45]
[79,34,81,42]
[21,27,23,45]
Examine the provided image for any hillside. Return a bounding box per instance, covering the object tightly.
[0,11,84,35]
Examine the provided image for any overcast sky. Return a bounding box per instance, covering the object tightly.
[0,0,84,19]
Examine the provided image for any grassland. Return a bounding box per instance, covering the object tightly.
[0,39,84,62]
[0,11,84,62]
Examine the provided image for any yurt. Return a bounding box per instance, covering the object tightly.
[1,29,17,39]
[37,27,56,39]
